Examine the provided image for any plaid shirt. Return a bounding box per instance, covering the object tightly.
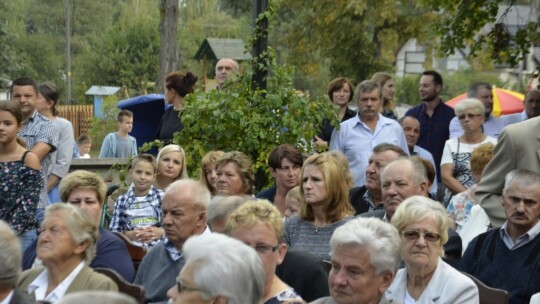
[18,111,58,208]
[109,184,164,248]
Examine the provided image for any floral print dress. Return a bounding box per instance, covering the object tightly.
[0,151,43,234]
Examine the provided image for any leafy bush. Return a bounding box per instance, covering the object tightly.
[175,49,337,190]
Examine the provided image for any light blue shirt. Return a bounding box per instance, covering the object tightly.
[501,110,528,126]
[449,114,504,138]
[413,145,438,195]
[500,220,540,250]
[330,114,409,187]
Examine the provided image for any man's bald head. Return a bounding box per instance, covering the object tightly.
[215,58,239,88]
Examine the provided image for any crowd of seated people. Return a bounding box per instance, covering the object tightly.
[3,69,540,304]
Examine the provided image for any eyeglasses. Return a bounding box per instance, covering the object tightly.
[402,230,441,242]
[176,281,201,293]
[253,244,280,254]
[458,113,482,120]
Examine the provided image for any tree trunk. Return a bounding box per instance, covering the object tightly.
[157,0,180,93]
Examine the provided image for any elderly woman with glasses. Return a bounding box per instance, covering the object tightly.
[385,196,478,303]
[18,204,117,302]
[441,98,497,205]
[226,200,303,303]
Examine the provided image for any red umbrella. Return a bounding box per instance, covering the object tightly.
[446,86,524,117]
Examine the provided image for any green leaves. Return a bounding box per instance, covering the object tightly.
[419,0,539,67]
[176,48,336,189]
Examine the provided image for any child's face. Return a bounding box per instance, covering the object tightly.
[204,162,218,190]
[284,198,301,218]
[132,161,156,195]
[79,142,91,155]
[0,110,21,144]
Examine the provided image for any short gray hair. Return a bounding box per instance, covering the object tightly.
[454,98,485,116]
[206,195,250,231]
[467,82,492,98]
[383,157,426,186]
[182,233,265,304]
[0,221,21,289]
[167,179,211,210]
[44,204,99,264]
[330,217,401,275]
[57,291,137,304]
[391,196,449,257]
[354,80,380,103]
[503,169,540,194]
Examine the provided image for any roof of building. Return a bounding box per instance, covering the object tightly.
[85,86,121,96]
[194,38,252,61]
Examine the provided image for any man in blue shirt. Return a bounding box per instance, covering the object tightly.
[400,115,438,196]
[405,70,454,184]
[330,80,408,187]
[449,82,504,138]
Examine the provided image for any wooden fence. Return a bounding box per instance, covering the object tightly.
[58,105,93,138]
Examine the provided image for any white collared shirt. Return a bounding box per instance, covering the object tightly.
[500,220,540,250]
[0,290,14,304]
[27,261,85,303]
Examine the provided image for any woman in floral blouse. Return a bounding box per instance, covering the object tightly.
[447,143,494,233]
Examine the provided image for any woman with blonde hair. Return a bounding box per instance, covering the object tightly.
[284,154,355,260]
[447,143,495,233]
[199,150,225,195]
[154,144,188,190]
[226,200,303,303]
[371,72,397,120]
[386,196,478,303]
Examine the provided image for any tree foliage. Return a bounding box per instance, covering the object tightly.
[81,17,160,97]
[273,0,437,89]
[174,48,338,189]
[418,0,540,67]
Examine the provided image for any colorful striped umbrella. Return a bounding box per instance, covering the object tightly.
[446,86,524,117]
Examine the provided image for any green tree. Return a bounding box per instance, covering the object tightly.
[177,0,252,78]
[273,0,437,92]
[81,17,160,97]
[174,49,338,189]
[418,0,540,67]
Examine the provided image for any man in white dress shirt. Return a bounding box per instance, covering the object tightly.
[330,80,408,187]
